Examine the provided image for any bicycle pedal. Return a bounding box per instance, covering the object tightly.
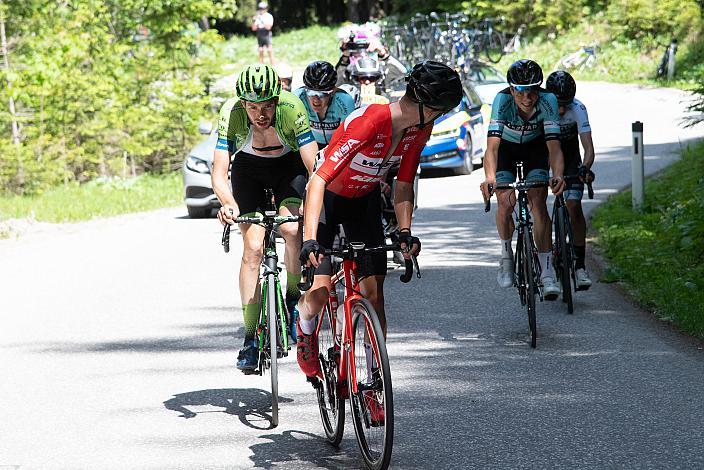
[242,368,261,376]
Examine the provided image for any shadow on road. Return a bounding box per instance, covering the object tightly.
[249,429,361,469]
[163,388,293,430]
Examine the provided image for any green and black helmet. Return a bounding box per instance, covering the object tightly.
[235,64,281,102]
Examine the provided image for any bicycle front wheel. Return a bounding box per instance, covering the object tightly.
[348,299,394,470]
[555,207,574,314]
[522,231,538,348]
[266,274,280,427]
[484,31,505,63]
[316,302,345,445]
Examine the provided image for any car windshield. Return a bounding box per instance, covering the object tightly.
[466,64,504,85]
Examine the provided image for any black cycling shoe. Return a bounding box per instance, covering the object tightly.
[236,340,259,372]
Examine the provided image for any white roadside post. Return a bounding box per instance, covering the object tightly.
[667,39,678,81]
[632,121,644,210]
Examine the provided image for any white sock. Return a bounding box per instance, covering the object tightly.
[296,302,317,335]
[539,252,554,279]
[501,239,513,259]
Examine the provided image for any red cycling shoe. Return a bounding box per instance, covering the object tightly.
[296,320,321,378]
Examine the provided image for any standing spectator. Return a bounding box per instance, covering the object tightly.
[251,2,275,64]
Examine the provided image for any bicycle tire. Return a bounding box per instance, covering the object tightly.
[484,30,505,63]
[523,231,537,348]
[266,274,279,427]
[348,298,394,470]
[316,302,345,445]
[556,207,574,314]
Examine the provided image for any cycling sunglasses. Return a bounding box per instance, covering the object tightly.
[305,89,335,98]
[509,82,541,92]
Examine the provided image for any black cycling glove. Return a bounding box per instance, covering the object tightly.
[397,230,421,254]
[578,165,595,182]
[300,239,321,265]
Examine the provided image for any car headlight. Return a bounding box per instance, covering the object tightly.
[185,155,210,174]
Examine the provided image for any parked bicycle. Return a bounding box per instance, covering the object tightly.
[300,242,420,470]
[221,188,301,427]
[552,175,594,314]
[484,163,545,348]
[554,45,597,72]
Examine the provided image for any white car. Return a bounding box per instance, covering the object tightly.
[182,123,219,218]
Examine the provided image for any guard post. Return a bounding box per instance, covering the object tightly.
[632,121,644,210]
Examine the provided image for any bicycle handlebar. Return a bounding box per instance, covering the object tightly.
[297,243,421,292]
[220,214,302,253]
[483,175,595,213]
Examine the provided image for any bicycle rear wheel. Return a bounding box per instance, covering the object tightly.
[555,207,574,314]
[315,302,345,445]
[348,298,394,470]
[484,31,505,63]
[522,231,538,348]
[266,274,280,427]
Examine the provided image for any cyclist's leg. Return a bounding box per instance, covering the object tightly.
[495,141,518,287]
[231,154,269,367]
[524,138,557,295]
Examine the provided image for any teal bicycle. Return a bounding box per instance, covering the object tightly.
[221,188,301,427]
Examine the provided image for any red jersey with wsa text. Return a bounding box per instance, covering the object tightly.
[316,104,432,198]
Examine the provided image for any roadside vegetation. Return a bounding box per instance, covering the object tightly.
[1,0,704,226]
[591,142,704,339]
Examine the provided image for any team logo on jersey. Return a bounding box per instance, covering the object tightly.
[374,143,384,148]
[328,139,361,163]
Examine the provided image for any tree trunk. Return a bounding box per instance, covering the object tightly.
[0,9,20,147]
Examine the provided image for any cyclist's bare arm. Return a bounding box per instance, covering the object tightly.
[302,174,327,266]
[212,148,238,224]
[481,136,500,199]
[579,131,595,171]
[299,141,318,176]
[393,180,414,231]
[546,139,566,194]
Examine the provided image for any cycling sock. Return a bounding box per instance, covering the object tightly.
[298,314,316,336]
[539,252,554,279]
[242,303,260,342]
[574,245,586,270]
[501,238,513,259]
[286,271,301,300]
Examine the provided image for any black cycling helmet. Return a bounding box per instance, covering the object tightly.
[506,59,543,90]
[350,57,383,82]
[303,61,337,91]
[406,60,463,112]
[545,70,576,105]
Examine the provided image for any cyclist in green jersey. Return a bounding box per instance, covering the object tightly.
[212,64,318,371]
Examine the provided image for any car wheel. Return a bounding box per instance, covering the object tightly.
[187,205,212,219]
[455,133,474,176]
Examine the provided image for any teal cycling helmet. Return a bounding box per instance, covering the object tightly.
[236,64,282,102]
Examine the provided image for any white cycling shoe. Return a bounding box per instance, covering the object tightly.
[575,268,593,290]
[497,258,514,288]
[542,276,560,301]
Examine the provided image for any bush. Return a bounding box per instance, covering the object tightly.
[605,0,702,44]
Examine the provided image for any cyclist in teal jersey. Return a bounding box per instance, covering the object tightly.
[546,70,595,290]
[480,59,566,300]
[212,64,318,371]
[295,61,357,149]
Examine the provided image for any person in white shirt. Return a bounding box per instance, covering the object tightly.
[251,2,275,64]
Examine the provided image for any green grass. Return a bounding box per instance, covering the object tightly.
[0,172,183,224]
[217,25,341,74]
[496,22,701,89]
[591,142,704,338]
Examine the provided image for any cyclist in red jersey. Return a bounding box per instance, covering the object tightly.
[293,61,463,378]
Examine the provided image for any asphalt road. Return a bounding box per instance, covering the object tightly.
[2,82,704,469]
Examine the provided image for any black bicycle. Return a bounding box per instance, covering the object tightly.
[221,188,301,427]
[485,164,545,348]
[551,175,594,314]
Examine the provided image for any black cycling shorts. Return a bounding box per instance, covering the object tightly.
[231,151,306,216]
[496,136,550,184]
[256,29,272,47]
[314,187,386,278]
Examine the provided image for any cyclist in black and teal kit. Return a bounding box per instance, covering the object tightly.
[480,59,566,300]
[211,64,318,371]
[295,61,357,149]
[546,70,596,290]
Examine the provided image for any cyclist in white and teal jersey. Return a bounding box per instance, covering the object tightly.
[480,59,566,300]
[212,64,318,372]
[546,70,595,290]
[295,61,357,150]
